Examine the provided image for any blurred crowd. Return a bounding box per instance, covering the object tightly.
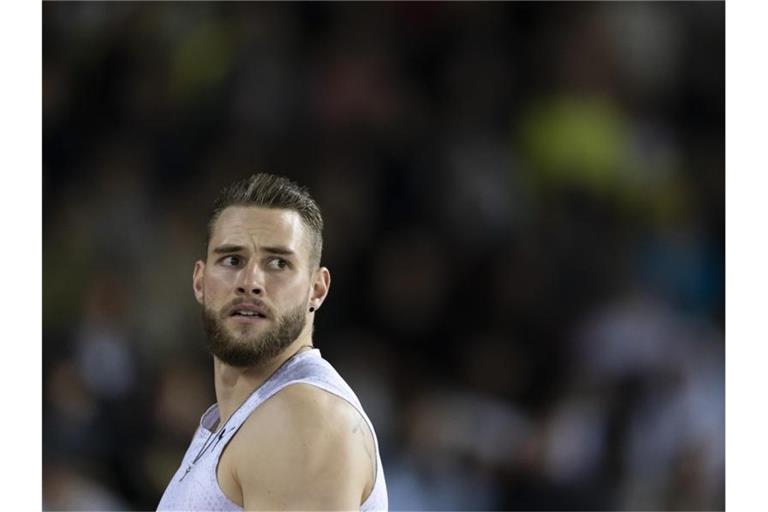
[43,2,724,510]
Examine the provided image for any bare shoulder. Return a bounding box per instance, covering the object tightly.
[231,383,375,510]
[259,383,361,430]
[240,383,370,452]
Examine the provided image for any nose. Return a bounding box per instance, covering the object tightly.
[236,261,264,296]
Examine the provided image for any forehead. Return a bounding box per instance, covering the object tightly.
[209,206,309,254]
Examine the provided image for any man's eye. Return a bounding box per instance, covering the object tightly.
[221,255,242,266]
[268,258,288,270]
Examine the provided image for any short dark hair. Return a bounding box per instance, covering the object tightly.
[205,173,324,267]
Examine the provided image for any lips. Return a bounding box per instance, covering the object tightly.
[227,302,270,319]
[231,310,266,318]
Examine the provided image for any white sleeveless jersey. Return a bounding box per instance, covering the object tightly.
[157,349,388,511]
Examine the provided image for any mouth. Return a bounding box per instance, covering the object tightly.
[226,303,271,324]
[229,310,267,319]
[228,312,268,327]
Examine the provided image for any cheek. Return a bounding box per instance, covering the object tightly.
[204,270,235,300]
[268,274,310,301]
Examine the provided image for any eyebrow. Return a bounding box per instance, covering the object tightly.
[211,244,296,256]
[262,246,296,256]
[212,244,246,255]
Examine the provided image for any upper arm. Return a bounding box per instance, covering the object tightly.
[234,384,373,511]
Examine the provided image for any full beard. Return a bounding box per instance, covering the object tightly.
[201,300,307,368]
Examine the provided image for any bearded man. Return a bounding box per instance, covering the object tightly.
[157,173,387,511]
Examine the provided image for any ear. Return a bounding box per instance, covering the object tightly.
[309,267,331,311]
[192,260,206,305]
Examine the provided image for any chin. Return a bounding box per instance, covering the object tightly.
[229,326,264,341]
[228,317,267,330]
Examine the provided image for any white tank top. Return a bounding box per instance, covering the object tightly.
[157,348,388,511]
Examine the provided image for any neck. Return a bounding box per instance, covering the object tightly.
[212,331,314,430]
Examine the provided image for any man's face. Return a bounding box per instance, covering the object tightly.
[193,206,328,367]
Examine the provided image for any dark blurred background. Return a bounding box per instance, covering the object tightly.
[42,2,724,510]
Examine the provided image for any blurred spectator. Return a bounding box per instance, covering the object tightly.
[43,461,127,511]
